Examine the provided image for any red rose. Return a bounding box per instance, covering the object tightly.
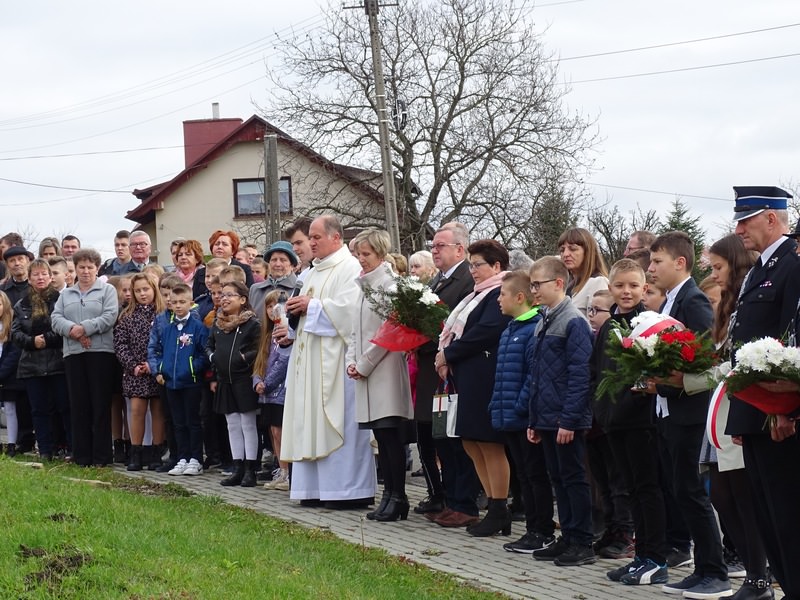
[680,345,696,362]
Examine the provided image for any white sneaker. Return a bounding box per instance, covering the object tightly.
[273,470,290,492]
[270,468,290,491]
[168,459,188,475]
[264,468,289,492]
[183,458,203,476]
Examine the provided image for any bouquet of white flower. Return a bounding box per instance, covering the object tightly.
[362,275,450,352]
[726,337,800,418]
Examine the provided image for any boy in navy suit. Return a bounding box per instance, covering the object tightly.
[647,231,729,599]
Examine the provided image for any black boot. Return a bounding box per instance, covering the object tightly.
[220,460,245,486]
[5,443,17,457]
[127,445,143,471]
[366,490,391,520]
[468,498,512,537]
[113,439,127,464]
[375,493,410,522]
[240,460,257,488]
[730,578,774,600]
[413,494,445,514]
[146,445,162,471]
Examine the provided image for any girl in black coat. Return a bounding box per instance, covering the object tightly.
[207,281,261,487]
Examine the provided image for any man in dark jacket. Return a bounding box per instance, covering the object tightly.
[727,186,800,600]
[414,222,480,527]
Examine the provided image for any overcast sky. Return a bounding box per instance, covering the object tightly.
[2,0,798,257]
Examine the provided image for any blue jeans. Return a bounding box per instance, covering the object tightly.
[539,429,593,546]
[166,386,203,461]
[25,374,71,456]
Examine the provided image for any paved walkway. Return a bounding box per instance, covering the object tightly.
[0,412,778,599]
[111,460,763,600]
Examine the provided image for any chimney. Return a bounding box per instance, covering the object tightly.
[182,103,242,167]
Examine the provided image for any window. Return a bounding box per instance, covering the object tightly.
[233,177,292,217]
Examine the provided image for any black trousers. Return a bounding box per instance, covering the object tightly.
[503,430,554,536]
[658,418,727,580]
[64,352,115,466]
[434,435,479,515]
[743,433,800,598]
[587,432,633,535]
[607,428,667,563]
[708,465,767,578]
[416,421,444,499]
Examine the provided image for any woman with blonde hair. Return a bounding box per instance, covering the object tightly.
[408,250,437,284]
[347,228,414,521]
[557,228,609,316]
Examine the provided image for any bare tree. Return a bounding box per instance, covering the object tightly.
[263,0,597,252]
[587,200,660,265]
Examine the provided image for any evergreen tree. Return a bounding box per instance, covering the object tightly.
[658,198,709,281]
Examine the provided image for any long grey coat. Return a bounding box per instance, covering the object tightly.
[346,262,413,425]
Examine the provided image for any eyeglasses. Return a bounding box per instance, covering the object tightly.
[220,292,242,299]
[588,306,611,317]
[429,243,459,251]
[130,242,150,248]
[530,279,556,291]
[468,261,488,270]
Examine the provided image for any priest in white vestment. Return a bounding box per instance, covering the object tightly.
[282,215,377,506]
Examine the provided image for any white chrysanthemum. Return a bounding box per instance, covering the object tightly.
[420,290,440,306]
[630,310,663,329]
[405,279,426,292]
[635,335,659,357]
[736,337,788,372]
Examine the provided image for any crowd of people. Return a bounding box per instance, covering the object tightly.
[0,185,799,600]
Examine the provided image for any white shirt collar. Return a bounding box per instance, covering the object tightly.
[442,259,465,279]
[759,236,788,266]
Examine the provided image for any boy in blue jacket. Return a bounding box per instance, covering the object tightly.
[527,256,595,567]
[489,271,556,554]
[147,283,209,476]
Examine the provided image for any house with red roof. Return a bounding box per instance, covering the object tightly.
[126,110,387,261]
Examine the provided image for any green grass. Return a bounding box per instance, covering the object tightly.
[0,458,504,600]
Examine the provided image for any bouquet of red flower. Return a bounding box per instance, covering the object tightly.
[596,311,718,400]
[362,276,450,352]
[725,337,800,419]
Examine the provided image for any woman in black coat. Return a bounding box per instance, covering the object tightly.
[435,239,511,536]
[11,259,69,460]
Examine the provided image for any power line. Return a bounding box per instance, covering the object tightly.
[571,51,800,84]
[557,22,800,62]
[0,14,326,130]
[0,76,265,154]
[589,182,729,202]
[0,176,132,194]
[0,145,185,161]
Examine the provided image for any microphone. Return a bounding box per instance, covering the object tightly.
[287,281,304,330]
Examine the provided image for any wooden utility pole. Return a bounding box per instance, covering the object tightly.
[363,0,401,252]
[264,134,280,245]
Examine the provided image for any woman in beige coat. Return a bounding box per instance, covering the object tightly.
[346,229,414,522]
